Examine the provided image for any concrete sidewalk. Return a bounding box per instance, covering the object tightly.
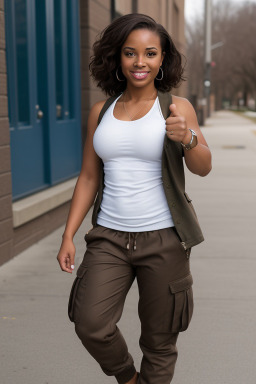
[1,110,256,384]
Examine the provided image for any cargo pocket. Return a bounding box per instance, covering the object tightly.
[68,264,87,323]
[84,226,94,242]
[168,273,194,332]
[84,225,100,244]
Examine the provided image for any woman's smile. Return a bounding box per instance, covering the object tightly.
[130,71,150,80]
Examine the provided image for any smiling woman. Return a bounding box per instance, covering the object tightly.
[57,12,212,384]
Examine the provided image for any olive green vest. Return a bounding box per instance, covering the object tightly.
[91,91,204,250]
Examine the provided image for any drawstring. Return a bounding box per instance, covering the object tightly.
[127,233,131,249]
[126,232,139,251]
[133,232,138,250]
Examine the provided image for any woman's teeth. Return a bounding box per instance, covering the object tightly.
[131,72,149,79]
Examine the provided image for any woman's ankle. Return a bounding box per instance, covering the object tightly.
[125,371,138,384]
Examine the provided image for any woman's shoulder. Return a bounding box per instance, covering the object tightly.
[172,95,191,107]
[86,100,107,133]
[172,95,192,107]
[89,94,122,122]
[90,99,107,117]
[87,99,107,125]
[171,95,195,116]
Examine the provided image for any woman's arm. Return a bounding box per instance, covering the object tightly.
[166,96,212,177]
[57,99,105,273]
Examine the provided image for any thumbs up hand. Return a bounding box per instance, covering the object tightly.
[169,103,180,117]
[166,104,190,143]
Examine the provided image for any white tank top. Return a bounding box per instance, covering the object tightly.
[93,93,174,232]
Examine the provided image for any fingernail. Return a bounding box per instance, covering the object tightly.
[71,265,75,270]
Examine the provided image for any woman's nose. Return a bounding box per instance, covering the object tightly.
[134,56,145,67]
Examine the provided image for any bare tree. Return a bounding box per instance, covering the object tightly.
[186,0,256,110]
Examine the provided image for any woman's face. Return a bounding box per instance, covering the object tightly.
[120,28,165,88]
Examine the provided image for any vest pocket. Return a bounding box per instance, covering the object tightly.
[68,264,87,322]
[168,273,194,332]
[184,192,198,219]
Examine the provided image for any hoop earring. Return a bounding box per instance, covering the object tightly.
[156,67,164,81]
[116,66,125,82]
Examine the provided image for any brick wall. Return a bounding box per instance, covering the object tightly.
[138,0,165,21]
[80,0,111,145]
[0,0,14,264]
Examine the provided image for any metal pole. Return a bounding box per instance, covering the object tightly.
[204,0,212,117]
[132,0,138,13]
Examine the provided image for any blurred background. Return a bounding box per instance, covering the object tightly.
[0,0,256,265]
[186,0,256,124]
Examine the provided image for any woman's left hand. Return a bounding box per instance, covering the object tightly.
[165,98,212,177]
[165,104,191,145]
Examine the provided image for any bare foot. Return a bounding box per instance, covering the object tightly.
[125,371,138,384]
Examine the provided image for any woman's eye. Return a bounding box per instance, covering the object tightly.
[125,52,135,57]
[124,51,156,57]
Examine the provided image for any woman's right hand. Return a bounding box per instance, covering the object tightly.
[56,236,76,274]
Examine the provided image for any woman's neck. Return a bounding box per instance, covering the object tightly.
[123,85,157,102]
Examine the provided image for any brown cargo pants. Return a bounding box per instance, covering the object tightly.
[68,224,194,384]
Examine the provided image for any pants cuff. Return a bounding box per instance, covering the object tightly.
[115,365,137,384]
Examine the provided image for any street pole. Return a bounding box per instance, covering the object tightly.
[204,0,212,117]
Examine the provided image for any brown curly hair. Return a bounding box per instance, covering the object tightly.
[89,13,186,96]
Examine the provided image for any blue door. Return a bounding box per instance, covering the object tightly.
[5,0,82,201]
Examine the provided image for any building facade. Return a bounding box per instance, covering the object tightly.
[0,0,185,266]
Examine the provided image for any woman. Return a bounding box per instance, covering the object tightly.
[57,13,212,384]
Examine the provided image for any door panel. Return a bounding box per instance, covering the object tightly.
[5,0,82,200]
[6,0,46,200]
[47,0,82,183]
